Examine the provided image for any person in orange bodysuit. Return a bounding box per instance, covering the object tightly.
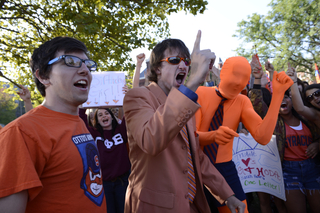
[195,56,293,213]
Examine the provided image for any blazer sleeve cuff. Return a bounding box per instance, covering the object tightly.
[178,85,198,102]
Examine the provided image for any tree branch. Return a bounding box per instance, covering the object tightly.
[104,34,126,50]
[0,26,19,33]
[0,0,6,9]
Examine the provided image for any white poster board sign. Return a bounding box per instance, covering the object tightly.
[232,133,286,201]
[83,71,126,107]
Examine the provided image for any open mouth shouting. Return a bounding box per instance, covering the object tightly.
[97,109,113,130]
[102,118,109,125]
[74,80,88,90]
[99,116,112,129]
[280,102,288,110]
[176,72,186,85]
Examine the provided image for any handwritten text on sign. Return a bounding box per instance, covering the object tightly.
[232,133,286,201]
[83,71,126,107]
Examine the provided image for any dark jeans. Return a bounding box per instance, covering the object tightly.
[103,171,130,213]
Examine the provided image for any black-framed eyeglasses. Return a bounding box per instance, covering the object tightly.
[306,89,320,103]
[48,55,97,71]
[160,56,191,66]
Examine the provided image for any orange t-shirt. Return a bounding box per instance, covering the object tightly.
[284,121,312,161]
[0,106,106,213]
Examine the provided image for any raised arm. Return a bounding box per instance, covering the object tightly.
[186,30,216,92]
[124,87,200,156]
[243,71,293,144]
[125,30,216,155]
[0,190,28,213]
[286,64,318,121]
[265,60,274,82]
[251,54,263,84]
[116,84,129,121]
[205,65,220,86]
[17,85,33,112]
[211,65,221,86]
[132,53,145,88]
[78,107,89,127]
[250,55,269,118]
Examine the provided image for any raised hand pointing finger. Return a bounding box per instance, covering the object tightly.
[186,30,216,92]
[192,30,201,54]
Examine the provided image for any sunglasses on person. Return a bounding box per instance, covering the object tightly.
[48,55,97,71]
[160,56,191,66]
[306,89,320,103]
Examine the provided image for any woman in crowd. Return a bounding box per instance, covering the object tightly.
[85,108,96,127]
[79,85,130,213]
[250,59,320,213]
[274,89,320,213]
[93,107,130,213]
[287,66,320,129]
[79,106,130,213]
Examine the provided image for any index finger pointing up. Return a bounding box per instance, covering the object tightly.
[192,30,201,54]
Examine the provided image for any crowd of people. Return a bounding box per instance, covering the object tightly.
[0,30,319,213]
[246,56,320,213]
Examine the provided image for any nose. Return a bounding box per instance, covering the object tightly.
[78,62,92,84]
[100,115,107,121]
[78,62,90,75]
[178,60,188,69]
[233,77,242,86]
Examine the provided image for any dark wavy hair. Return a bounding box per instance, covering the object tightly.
[30,37,89,97]
[93,108,118,139]
[148,38,190,83]
[282,90,312,128]
[86,108,96,128]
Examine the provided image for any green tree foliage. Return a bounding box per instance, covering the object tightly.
[0,86,18,125]
[233,0,320,77]
[0,0,208,104]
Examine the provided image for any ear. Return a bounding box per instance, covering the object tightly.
[155,67,161,75]
[35,69,50,86]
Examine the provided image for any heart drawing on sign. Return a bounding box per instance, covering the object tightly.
[241,158,250,167]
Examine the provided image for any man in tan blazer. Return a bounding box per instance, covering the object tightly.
[123,31,245,213]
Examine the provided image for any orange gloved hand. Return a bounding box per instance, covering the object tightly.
[272,71,293,95]
[214,126,239,145]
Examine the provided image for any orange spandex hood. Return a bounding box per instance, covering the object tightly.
[219,56,251,100]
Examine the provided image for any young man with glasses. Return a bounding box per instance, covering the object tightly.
[0,37,106,213]
[123,30,245,213]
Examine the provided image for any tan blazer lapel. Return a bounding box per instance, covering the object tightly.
[147,82,167,104]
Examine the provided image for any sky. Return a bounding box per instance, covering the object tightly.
[130,0,272,71]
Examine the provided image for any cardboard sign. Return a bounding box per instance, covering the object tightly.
[83,71,126,107]
[232,133,286,201]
